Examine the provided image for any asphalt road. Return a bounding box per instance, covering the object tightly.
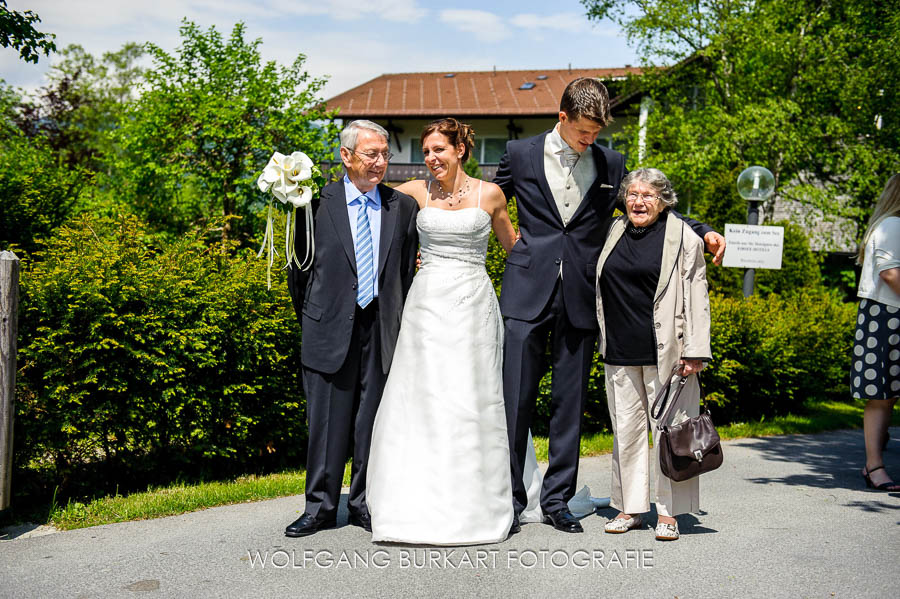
[2,427,899,598]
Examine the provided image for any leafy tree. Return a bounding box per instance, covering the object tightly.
[0,83,85,253]
[463,155,483,179]
[0,0,55,63]
[117,20,339,240]
[583,0,900,243]
[14,44,145,172]
[0,133,86,254]
[0,44,144,252]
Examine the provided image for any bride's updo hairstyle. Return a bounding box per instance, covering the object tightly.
[421,118,476,163]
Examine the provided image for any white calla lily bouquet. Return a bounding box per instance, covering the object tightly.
[256,151,322,288]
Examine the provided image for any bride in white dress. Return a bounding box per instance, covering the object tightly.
[366,119,519,545]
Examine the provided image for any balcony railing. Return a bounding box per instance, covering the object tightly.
[322,162,499,184]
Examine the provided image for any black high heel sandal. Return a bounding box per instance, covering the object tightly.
[862,465,900,491]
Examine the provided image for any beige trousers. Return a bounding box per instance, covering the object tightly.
[605,364,700,517]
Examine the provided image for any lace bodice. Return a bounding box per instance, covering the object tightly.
[417,207,491,268]
[417,179,491,269]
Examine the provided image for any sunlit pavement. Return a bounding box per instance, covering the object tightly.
[2,427,898,598]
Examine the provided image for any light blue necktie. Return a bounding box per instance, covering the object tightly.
[356,196,374,308]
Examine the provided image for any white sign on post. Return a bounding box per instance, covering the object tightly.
[722,224,784,269]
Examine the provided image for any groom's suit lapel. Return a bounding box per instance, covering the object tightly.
[323,185,358,273]
[529,132,564,225]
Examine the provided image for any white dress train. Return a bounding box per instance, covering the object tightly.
[519,431,610,523]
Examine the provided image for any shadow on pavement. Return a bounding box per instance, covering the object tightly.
[0,522,58,541]
[730,427,900,496]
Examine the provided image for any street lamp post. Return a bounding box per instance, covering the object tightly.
[736,166,775,297]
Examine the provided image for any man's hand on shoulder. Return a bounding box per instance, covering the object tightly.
[704,231,726,266]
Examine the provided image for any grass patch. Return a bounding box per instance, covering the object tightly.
[715,399,881,439]
[531,433,614,462]
[49,464,352,531]
[25,399,899,531]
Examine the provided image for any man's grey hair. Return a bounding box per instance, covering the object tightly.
[618,167,678,207]
[340,120,389,150]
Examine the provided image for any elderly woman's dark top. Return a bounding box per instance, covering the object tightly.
[598,213,667,365]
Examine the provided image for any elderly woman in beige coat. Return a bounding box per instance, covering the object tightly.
[595,168,711,541]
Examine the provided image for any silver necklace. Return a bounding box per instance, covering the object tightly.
[434,176,471,207]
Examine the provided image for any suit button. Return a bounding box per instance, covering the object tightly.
[657,343,664,350]
[349,315,354,321]
[563,230,569,236]
[555,259,561,265]
[566,184,571,190]
[352,283,357,290]
[655,322,661,329]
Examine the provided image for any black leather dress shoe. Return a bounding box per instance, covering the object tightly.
[348,512,372,532]
[285,512,336,537]
[508,515,521,536]
[542,508,583,533]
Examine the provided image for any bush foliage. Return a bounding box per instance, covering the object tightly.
[703,289,854,422]
[15,214,304,497]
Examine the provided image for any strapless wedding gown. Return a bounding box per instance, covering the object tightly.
[366,200,514,545]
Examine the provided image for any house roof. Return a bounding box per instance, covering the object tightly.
[324,67,643,118]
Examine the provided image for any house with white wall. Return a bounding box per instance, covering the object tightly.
[324,67,643,182]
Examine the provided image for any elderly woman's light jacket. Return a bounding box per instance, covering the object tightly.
[596,211,712,376]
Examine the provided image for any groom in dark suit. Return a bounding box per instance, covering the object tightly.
[284,120,419,537]
[495,78,724,533]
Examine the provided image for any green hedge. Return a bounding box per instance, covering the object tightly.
[15,214,304,497]
[703,289,854,421]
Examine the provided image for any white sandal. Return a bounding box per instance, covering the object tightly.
[655,520,679,541]
[604,515,642,533]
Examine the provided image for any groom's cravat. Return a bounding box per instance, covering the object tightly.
[562,148,580,171]
[356,196,375,308]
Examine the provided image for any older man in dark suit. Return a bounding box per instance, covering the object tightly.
[285,120,419,537]
[495,78,724,533]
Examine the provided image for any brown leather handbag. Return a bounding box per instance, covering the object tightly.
[650,368,723,482]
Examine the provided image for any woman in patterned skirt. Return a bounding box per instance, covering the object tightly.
[852,174,900,491]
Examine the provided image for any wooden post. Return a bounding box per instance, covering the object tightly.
[0,251,19,511]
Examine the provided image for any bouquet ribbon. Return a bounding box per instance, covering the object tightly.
[256,151,319,289]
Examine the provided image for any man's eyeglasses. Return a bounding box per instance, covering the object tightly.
[625,192,660,203]
[349,149,393,164]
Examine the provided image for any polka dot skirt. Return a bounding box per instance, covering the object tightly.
[851,298,900,399]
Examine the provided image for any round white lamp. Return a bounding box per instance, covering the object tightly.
[736,166,775,296]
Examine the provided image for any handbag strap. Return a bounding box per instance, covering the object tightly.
[650,366,707,429]
[650,365,686,428]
